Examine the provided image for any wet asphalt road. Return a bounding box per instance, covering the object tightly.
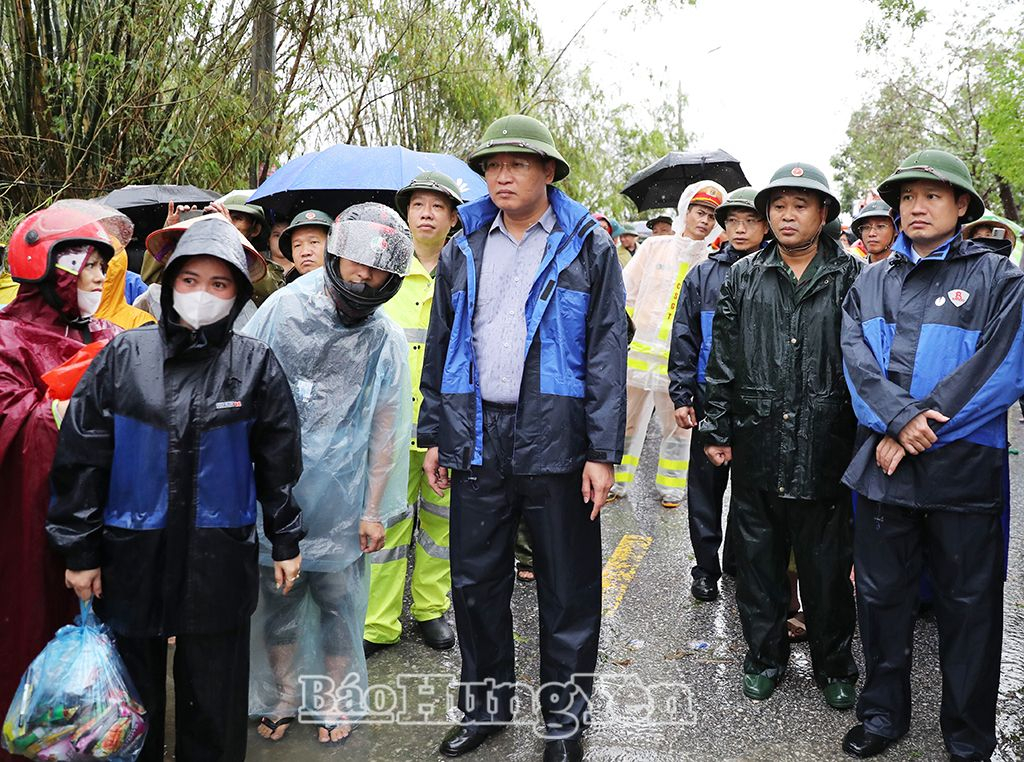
[171,414,1024,760]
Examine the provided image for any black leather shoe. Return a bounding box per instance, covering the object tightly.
[418,616,456,650]
[842,724,897,758]
[691,576,719,602]
[438,723,504,757]
[363,639,394,658]
[544,738,583,762]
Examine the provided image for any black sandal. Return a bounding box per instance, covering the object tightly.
[516,563,535,582]
[318,721,351,745]
[257,715,295,740]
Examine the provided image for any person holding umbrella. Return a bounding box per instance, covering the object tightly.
[363,172,462,657]
[419,114,626,762]
[47,215,304,761]
[0,206,121,727]
[611,180,725,508]
[701,163,861,708]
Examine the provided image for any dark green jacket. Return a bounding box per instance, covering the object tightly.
[699,238,863,500]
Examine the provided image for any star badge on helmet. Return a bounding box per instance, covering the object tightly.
[791,167,805,177]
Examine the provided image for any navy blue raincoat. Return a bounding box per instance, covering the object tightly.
[841,232,1024,512]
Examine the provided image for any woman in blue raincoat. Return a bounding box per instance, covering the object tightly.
[245,204,412,745]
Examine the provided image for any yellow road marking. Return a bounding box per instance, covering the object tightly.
[602,534,653,616]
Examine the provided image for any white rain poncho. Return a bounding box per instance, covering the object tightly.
[242,268,411,723]
[623,180,725,392]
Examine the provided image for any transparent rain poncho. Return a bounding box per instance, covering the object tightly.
[242,268,411,724]
[623,180,726,392]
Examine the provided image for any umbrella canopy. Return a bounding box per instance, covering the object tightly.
[99,184,219,240]
[621,149,750,212]
[248,144,489,223]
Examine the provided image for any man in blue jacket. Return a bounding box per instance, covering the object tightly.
[668,186,767,602]
[840,149,1024,760]
[419,114,627,762]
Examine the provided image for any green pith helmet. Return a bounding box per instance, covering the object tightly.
[851,199,895,238]
[217,190,266,226]
[877,149,985,223]
[754,163,841,222]
[823,218,842,240]
[279,209,333,261]
[714,186,762,228]
[395,171,464,230]
[466,114,570,181]
[963,212,1020,248]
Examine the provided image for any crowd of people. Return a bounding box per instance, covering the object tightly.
[0,110,1020,762]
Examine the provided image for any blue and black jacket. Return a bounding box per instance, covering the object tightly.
[48,255,304,637]
[842,231,1024,512]
[418,186,627,474]
[668,243,747,410]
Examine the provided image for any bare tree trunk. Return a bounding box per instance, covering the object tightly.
[250,0,275,187]
[997,176,1020,223]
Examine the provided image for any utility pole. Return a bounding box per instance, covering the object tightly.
[250,0,276,188]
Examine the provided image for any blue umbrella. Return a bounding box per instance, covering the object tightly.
[248,144,488,223]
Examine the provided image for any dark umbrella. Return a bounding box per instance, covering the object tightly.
[247,144,489,223]
[99,184,219,240]
[621,149,750,212]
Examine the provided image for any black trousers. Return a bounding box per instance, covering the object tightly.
[855,499,1003,758]
[731,482,858,687]
[686,395,735,581]
[450,403,602,739]
[116,623,250,762]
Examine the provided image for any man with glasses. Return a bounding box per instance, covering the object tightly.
[668,186,767,602]
[419,114,627,762]
[850,200,897,264]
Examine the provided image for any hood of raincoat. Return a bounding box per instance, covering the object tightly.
[158,216,255,353]
[96,247,156,329]
[243,269,411,572]
[673,180,727,243]
[623,232,713,392]
[0,271,18,307]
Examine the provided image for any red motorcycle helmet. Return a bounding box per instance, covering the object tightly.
[7,206,115,284]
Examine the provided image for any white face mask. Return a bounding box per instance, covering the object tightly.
[172,290,234,329]
[77,289,102,318]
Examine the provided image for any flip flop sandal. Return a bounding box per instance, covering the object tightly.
[516,564,536,582]
[318,721,351,745]
[258,716,295,741]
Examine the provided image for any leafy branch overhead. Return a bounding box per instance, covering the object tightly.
[0,0,691,224]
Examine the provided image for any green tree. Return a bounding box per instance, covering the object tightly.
[832,29,1023,220]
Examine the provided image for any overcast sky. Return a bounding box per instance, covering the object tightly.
[532,0,983,191]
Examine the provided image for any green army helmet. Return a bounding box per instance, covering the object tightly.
[823,218,843,241]
[754,163,841,222]
[395,171,464,231]
[877,149,985,224]
[217,190,266,226]
[714,186,761,228]
[467,114,570,182]
[850,200,894,238]
[279,209,333,262]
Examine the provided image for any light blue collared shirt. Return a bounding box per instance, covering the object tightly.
[473,206,557,404]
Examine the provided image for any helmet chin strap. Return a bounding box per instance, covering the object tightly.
[774,222,823,255]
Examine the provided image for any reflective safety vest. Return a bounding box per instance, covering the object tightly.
[382,253,435,451]
[623,235,709,392]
